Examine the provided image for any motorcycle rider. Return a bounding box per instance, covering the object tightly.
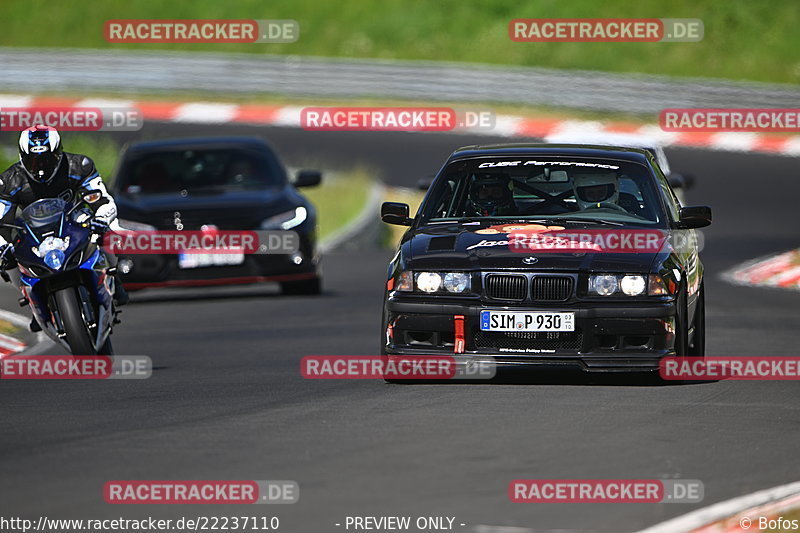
[0,125,128,331]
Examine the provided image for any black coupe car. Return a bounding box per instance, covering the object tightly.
[380,144,711,373]
[111,137,322,294]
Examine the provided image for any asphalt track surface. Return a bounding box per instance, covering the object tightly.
[0,123,798,532]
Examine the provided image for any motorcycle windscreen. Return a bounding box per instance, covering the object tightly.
[19,198,68,234]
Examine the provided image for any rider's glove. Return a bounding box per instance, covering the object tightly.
[0,243,15,270]
[89,218,110,235]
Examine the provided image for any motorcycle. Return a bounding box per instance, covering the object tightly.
[0,194,119,355]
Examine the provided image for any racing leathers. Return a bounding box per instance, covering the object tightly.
[0,153,128,316]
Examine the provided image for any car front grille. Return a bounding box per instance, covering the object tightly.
[531,276,573,301]
[474,330,584,352]
[484,274,527,301]
[484,274,574,301]
[157,210,263,230]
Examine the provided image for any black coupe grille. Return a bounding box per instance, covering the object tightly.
[158,210,262,230]
[531,276,573,301]
[484,274,527,301]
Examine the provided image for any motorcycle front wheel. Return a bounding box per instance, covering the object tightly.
[54,287,96,355]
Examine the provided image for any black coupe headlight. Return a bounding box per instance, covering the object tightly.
[589,274,656,296]
[394,271,471,294]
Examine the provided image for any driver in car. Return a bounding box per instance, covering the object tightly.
[571,172,623,211]
[0,125,129,332]
[467,174,518,216]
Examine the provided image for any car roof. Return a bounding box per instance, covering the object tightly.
[448,143,654,165]
[541,133,671,173]
[123,136,275,154]
[544,132,656,148]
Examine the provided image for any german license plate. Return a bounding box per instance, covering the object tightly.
[480,310,575,332]
[178,252,245,269]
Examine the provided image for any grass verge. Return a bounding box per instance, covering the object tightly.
[0,0,798,84]
[0,319,20,336]
[302,168,372,240]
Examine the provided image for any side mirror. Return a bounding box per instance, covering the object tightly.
[294,170,322,188]
[677,206,712,229]
[417,176,434,191]
[381,202,413,226]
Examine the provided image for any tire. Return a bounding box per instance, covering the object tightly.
[54,287,96,355]
[674,287,689,357]
[281,277,321,295]
[687,282,705,357]
[97,336,114,356]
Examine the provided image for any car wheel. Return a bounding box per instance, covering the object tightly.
[687,282,705,357]
[674,285,689,357]
[281,277,321,295]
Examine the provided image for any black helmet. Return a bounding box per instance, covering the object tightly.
[469,173,514,216]
[19,125,63,184]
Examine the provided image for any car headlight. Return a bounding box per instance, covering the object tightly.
[118,219,157,231]
[393,271,471,294]
[443,272,470,293]
[589,274,618,296]
[260,207,308,230]
[416,272,442,293]
[620,275,647,296]
[589,274,665,296]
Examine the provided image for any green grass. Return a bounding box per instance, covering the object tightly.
[0,0,797,84]
[303,169,372,240]
[0,135,372,240]
[0,319,20,336]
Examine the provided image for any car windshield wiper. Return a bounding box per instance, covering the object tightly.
[554,218,625,226]
[432,217,625,227]
[523,217,626,227]
[453,217,511,224]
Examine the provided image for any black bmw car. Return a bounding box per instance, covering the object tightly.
[380,144,711,373]
[111,137,322,294]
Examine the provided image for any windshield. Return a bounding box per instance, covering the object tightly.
[20,198,68,229]
[418,156,667,226]
[115,147,287,196]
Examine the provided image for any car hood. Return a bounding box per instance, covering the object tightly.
[405,224,661,272]
[115,187,300,230]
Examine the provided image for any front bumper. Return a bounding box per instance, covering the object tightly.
[384,297,677,372]
[118,238,319,290]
